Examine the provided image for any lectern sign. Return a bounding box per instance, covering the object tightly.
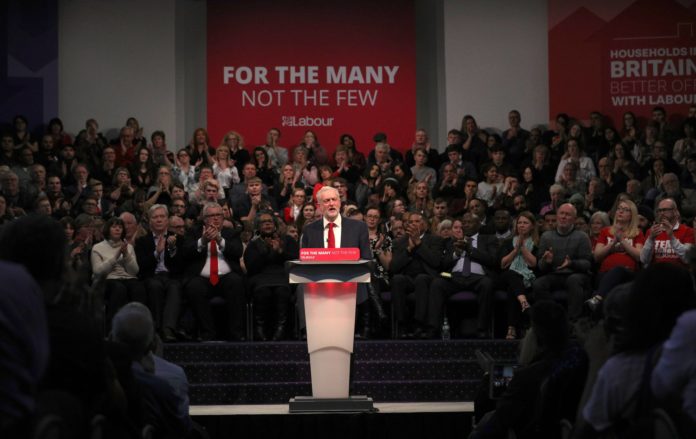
[300,248,360,262]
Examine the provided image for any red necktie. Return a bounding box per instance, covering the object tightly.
[327,222,335,248]
[209,241,219,286]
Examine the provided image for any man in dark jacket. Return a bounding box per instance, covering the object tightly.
[427,212,499,338]
[390,212,444,338]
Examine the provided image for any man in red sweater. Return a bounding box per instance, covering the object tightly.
[640,198,694,267]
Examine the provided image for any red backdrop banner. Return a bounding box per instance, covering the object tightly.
[548,0,696,126]
[207,0,416,156]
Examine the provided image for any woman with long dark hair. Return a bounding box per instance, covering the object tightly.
[498,211,538,339]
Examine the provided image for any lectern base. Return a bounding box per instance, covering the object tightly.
[288,395,376,413]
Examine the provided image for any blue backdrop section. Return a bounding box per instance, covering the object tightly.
[0,0,58,135]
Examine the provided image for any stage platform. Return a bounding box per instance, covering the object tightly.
[190,402,475,439]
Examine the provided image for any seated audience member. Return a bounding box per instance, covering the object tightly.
[492,208,513,243]
[468,197,495,235]
[539,183,566,216]
[533,203,593,321]
[471,301,588,439]
[390,212,443,338]
[575,263,696,438]
[477,163,503,208]
[332,144,360,185]
[410,147,437,191]
[640,197,694,268]
[427,212,498,339]
[654,172,696,219]
[404,128,440,169]
[172,148,197,195]
[587,199,644,310]
[243,212,299,341]
[189,167,224,206]
[557,161,586,197]
[232,176,276,223]
[407,180,434,218]
[364,206,391,335]
[144,165,175,209]
[180,202,245,341]
[135,205,183,343]
[274,163,303,208]
[91,216,146,328]
[554,139,596,185]
[498,211,538,340]
[111,302,193,437]
[283,187,307,224]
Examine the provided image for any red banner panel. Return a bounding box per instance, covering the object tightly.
[207,0,416,156]
[549,0,696,125]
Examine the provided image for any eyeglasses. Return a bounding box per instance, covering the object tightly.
[656,207,674,213]
[365,214,380,219]
[616,207,631,212]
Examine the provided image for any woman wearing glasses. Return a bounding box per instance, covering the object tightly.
[587,199,644,310]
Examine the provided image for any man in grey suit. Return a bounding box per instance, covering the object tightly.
[427,212,499,338]
[297,186,372,333]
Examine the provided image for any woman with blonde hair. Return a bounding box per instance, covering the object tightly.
[498,211,539,339]
[407,180,433,218]
[212,144,240,197]
[588,199,645,310]
[220,130,250,175]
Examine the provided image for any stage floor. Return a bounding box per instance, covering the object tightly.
[191,401,474,416]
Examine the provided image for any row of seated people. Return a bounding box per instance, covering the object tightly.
[0,215,203,439]
[3,105,696,224]
[10,178,691,345]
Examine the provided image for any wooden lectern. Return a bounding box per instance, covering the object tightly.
[287,258,375,412]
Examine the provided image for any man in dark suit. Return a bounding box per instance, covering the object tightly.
[180,202,245,341]
[390,212,444,338]
[427,212,499,338]
[134,204,182,342]
[298,186,372,333]
[244,211,299,341]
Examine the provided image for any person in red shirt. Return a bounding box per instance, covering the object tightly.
[588,200,645,310]
[640,197,694,268]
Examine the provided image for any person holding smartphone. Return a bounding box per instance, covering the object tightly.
[640,197,694,268]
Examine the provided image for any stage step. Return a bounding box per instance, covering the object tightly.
[164,339,519,363]
[163,340,519,404]
[179,359,486,383]
[188,379,483,404]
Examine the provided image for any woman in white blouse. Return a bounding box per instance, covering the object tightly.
[554,139,596,184]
